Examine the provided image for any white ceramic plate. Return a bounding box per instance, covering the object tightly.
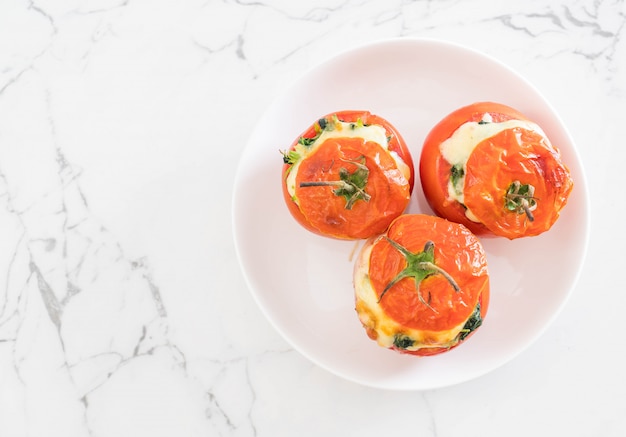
[232,38,589,390]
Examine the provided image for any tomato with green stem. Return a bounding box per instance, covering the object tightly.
[281,111,414,240]
[419,102,573,239]
[354,214,490,356]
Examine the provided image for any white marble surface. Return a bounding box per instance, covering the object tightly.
[0,0,624,435]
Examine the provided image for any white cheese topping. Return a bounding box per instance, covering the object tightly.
[439,114,548,222]
[285,120,410,203]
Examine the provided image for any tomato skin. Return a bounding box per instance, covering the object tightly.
[282,111,415,240]
[354,214,490,356]
[419,102,573,239]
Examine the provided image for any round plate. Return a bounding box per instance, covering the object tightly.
[232,38,589,390]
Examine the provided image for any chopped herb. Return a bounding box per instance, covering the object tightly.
[458,303,482,341]
[450,164,465,195]
[281,149,300,165]
[478,120,490,125]
[298,115,337,147]
[298,137,316,147]
[393,334,415,350]
[351,117,364,129]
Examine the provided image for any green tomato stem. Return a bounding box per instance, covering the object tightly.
[505,180,537,222]
[377,239,461,310]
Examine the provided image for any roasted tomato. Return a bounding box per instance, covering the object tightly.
[354,214,490,356]
[281,111,415,240]
[419,102,573,239]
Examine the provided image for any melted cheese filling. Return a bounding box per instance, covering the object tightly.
[353,237,470,351]
[440,114,548,222]
[286,121,411,204]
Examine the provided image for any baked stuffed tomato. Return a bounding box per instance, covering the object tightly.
[419,102,573,239]
[354,214,489,356]
[281,111,414,240]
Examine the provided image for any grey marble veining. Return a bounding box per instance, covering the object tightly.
[1,0,625,436]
